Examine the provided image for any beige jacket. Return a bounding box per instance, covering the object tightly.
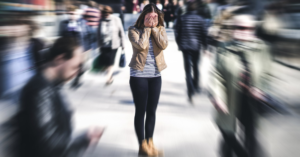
[128,26,168,72]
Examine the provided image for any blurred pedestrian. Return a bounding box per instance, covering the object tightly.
[206,0,220,19]
[174,1,207,103]
[59,5,93,89]
[172,0,179,20]
[140,0,150,12]
[0,20,45,101]
[210,14,272,157]
[15,37,104,157]
[128,3,168,156]
[83,0,100,55]
[97,6,125,85]
[163,0,173,28]
[156,0,163,10]
[132,0,140,14]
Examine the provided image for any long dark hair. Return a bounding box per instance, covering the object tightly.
[134,3,164,29]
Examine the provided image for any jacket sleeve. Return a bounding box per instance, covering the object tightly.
[151,26,168,50]
[210,48,227,106]
[174,16,181,46]
[117,17,126,48]
[258,43,272,94]
[23,90,90,157]
[200,18,208,50]
[128,26,151,50]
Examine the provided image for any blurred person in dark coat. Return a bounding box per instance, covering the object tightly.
[14,37,104,157]
[210,14,272,157]
[163,0,173,28]
[174,1,207,103]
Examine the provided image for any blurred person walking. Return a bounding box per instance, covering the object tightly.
[83,0,100,52]
[0,20,44,101]
[132,0,140,14]
[97,6,125,85]
[128,3,168,156]
[156,0,163,10]
[140,0,150,12]
[59,6,93,89]
[210,14,272,157]
[171,0,179,20]
[14,37,104,157]
[163,0,173,28]
[174,1,207,103]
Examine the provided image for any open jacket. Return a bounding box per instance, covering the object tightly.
[128,26,168,72]
[210,40,272,133]
[16,73,89,157]
[97,15,125,49]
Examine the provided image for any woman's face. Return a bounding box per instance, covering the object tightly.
[144,11,158,27]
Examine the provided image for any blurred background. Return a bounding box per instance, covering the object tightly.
[0,0,300,157]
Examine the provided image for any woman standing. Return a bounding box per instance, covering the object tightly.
[98,6,125,85]
[128,3,168,156]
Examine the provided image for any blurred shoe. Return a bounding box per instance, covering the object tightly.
[188,92,194,105]
[70,82,82,89]
[138,140,153,156]
[148,138,164,157]
[105,79,114,86]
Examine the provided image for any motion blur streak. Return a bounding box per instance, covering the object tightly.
[0,0,300,157]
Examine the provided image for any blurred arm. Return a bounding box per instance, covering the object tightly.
[210,50,228,113]
[128,26,151,50]
[151,26,168,50]
[118,17,126,49]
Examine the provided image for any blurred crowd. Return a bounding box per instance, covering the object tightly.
[0,0,299,157]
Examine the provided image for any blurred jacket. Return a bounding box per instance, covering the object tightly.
[59,18,93,52]
[128,26,168,72]
[97,15,125,49]
[210,40,272,133]
[174,11,207,51]
[16,73,90,157]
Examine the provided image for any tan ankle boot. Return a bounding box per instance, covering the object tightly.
[139,140,155,156]
[148,138,164,157]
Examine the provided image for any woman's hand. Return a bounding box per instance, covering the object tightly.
[144,13,158,28]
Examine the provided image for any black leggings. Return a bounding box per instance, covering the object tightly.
[130,76,162,145]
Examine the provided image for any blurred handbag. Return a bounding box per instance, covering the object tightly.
[119,50,126,68]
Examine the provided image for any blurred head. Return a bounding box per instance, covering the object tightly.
[46,37,83,83]
[187,1,198,11]
[87,0,98,8]
[144,0,150,4]
[233,14,256,41]
[173,0,178,4]
[134,3,164,29]
[67,5,80,21]
[156,0,161,4]
[178,0,184,6]
[102,5,113,19]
